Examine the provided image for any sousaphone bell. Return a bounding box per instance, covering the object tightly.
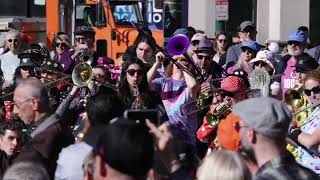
[72,62,93,87]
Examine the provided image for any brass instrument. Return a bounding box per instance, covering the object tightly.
[79,50,94,65]
[130,21,204,82]
[206,102,232,127]
[72,62,93,87]
[131,82,143,109]
[284,89,305,109]
[292,100,320,116]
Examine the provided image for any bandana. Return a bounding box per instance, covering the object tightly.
[221,76,246,93]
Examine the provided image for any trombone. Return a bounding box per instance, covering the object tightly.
[130,22,204,82]
[292,101,320,116]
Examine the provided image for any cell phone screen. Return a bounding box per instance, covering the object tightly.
[123,109,160,125]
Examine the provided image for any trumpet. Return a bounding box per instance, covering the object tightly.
[206,102,232,127]
[79,50,93,65]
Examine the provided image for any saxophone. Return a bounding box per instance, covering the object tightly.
[132,82,143,109]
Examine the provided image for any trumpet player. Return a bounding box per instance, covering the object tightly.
[72,26,97,67]
[197,76,248,151]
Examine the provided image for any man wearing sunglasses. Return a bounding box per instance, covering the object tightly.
[281,30,307,96]
[0,29,25,90]
[197,76,248,151]
[72,26,98,67]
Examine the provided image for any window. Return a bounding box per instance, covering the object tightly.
[75,5,106,27]
[111,2,143,25]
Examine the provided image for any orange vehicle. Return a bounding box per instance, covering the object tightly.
[46,0,163,65]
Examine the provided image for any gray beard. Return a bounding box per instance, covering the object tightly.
[288,48,303,57]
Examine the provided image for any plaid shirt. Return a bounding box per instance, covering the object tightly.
[255,154,319,180]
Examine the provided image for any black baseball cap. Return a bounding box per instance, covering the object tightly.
[294,54,319,73]
[94,117,154,177]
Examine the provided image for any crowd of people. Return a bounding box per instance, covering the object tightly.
[0,20,319,180]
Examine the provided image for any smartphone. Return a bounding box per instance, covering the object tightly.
[123,109,160,125]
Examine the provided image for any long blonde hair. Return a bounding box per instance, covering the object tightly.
[197,150,252,180]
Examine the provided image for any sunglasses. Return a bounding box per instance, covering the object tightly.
[241,47,256,54]
[20,66,34,71]
[75,36,91,43]
[196,54,211,61]
[7,39,19,43]
[288,41,301,46]
[254,61,268,67]
[304,86,320,96]
[218,90,236,98]
[126,69,144,76]
[41,70,56,76]
[56,42,67,48]
[191,40,200,46]
[218,39,226,43]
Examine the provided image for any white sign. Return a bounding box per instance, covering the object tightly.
[216,0,229,21]
[34,0,45,5]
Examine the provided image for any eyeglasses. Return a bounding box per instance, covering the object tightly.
[126,69,144,76]
[196,54,212,61]
[56,42,67,48]
[218,39,226,43]
[254,61,268,67]
[13,98,32,109]
[288,41,301,46]
[304,86,320,96]
[191,40,200,46]
[7,39,19,43]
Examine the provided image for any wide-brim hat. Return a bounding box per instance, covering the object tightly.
[193,36,214,54]
[249,50,275,74]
